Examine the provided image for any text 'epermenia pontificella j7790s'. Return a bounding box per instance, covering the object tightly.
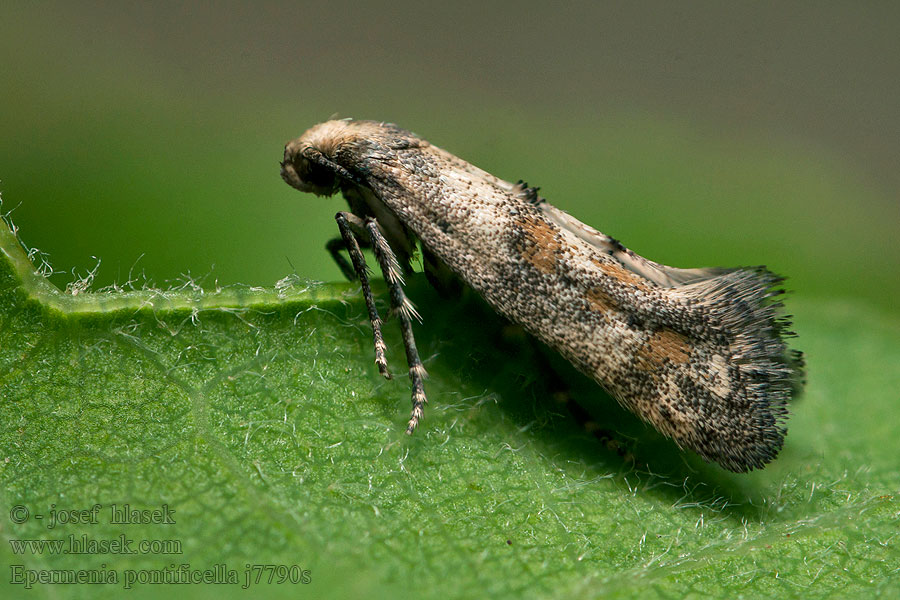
[280,119,804,473]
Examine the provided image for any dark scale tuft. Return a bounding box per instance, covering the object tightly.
[513,179,545,205]
[671,266,800,471]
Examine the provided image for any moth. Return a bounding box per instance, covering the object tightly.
[280,119,803,472]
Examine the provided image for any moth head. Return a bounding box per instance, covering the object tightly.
[281,120,363,197]
[280,144,340,197]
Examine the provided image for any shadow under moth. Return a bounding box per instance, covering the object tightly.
[280,119,803,472]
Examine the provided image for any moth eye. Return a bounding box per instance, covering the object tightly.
[297,156,337,190]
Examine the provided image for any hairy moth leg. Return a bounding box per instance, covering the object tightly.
[334,212,390,379]
[363,217,429,434]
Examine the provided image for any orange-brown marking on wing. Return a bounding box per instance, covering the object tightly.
[517,216,563,275]
[584,286,616,313]
[638,329,692,367]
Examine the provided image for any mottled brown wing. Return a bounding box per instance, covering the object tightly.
[538,201,733,287]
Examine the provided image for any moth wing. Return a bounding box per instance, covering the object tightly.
[537,201,732,287]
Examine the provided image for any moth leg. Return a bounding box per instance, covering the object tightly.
[364,217,429,434]
[334,212,390,379]
[326,237,358,282]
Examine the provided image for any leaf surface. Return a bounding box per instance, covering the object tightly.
[1,220,897,599]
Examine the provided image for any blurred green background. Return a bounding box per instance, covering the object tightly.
[1,2,898,312]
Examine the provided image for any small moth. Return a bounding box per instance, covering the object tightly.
[280,119,803,472]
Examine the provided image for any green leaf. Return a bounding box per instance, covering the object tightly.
[1,216,898,600]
